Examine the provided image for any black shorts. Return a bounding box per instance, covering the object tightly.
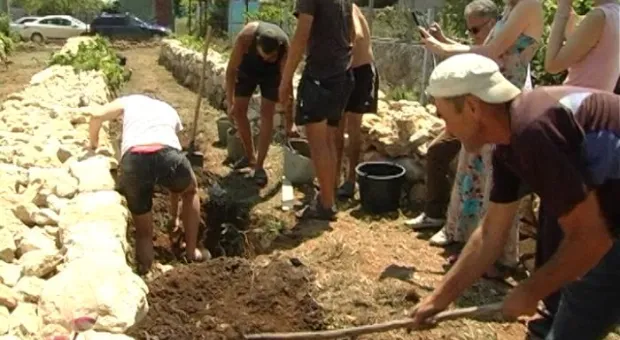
[295,69,355,127]
[119,147,194,215]
[235,70,280,102]
[346,63,379,114]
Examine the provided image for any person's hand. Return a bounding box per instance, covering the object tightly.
[286,124,299,138]
[429,22,447,42]
[418,26,446,55]
[279,82,293,107]
[501,284,539,321]
[409,296,447,329]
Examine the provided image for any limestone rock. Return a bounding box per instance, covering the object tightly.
[8,302,40,338]
[69,157,115,192]
[14,276,45,303]
[12,203,37,227]
[46,195,69,214]
[19,249,62,278]
[17,227,57,256]
[0,207,29,240]
[63,225,126,266]
[28,167,79,199]
[0,283,18,309]
[0,230,16,263]
[32,208,60,226]
[0,262,22,287]
[0,306,8,335]
[38,257,149,334]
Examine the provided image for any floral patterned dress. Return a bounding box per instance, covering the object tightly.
[440,10,540,267]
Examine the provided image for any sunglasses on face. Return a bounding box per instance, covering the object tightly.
[467,19,493,35]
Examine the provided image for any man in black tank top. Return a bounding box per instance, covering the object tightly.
[225,21,291,186]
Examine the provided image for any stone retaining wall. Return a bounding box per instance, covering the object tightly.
[0,38,147,340]
[371,39,431,90]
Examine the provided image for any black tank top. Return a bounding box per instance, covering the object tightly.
[238,22,288,77]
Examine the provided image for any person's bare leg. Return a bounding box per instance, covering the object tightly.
[333,115,347,188]
[180,173,201,260]
[133,212,154,274]
[345,113,363,183]
[231,97,256,165]
[306,121,335,208]
[255,98,276,170]
[169,192,181,228]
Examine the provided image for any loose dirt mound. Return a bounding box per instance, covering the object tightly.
[128,257,325,340]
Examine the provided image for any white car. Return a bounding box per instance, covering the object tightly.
[20,15,89,43]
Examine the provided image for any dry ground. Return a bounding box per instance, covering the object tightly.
[4,46,619,340]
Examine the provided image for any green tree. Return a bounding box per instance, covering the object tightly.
[14,0,104,15]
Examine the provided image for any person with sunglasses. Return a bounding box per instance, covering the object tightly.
[406,0,499,233]
[417,0,543,280]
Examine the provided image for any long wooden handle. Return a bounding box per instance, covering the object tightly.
[190,1,213,146]
[244,303,503,340]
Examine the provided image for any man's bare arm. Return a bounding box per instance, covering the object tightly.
[225,24,253,112]
[426,201,520,308]
[88,99,125,149]
[517,191,613,302]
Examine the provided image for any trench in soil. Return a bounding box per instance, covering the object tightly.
[108,47,325,340]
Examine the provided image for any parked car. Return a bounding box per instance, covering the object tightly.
[10,16,41,32]
[89,12,171,41]
[20,15,89,43]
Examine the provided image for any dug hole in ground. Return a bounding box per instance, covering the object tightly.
[1,37,605,340]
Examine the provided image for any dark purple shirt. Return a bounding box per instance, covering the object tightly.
[491,86,620,230]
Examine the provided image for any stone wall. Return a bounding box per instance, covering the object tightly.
[0,38,147,340]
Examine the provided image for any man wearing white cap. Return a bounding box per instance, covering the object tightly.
[409,53,620,339]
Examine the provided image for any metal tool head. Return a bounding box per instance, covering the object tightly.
[184,142,204,168]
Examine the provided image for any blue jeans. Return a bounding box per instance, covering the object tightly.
[546,241,620,340]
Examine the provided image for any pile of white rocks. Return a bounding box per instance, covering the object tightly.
[0,37,147,340]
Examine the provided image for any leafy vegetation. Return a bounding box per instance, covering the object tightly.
[244,1,296,36]
[49,36,126,92]
[12,0,105,16]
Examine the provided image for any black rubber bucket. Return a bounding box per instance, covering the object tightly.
[356,161,406,214]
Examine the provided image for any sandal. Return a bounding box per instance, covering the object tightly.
[337,181,355,200]
[296,198,337,221]
[253,168,268,187]
[232,156,251,170]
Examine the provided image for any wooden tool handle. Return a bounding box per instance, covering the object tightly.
[190,2,213,145]
[244,303,503,340]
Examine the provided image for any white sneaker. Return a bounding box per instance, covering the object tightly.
[405,213,445,230]
[429,229,453,247]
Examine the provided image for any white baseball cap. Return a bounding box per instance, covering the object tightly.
[426,53,521,104]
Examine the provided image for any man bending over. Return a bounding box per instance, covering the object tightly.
[226,21,293,186]
[409,53,620,339]
[88,94,206,274]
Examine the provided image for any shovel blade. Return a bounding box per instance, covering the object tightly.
[186,152,204,167]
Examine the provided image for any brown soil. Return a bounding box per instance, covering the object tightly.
[0,48,59,99]
[127,256,324,340]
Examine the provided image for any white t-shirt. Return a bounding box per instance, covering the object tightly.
[119,95,184,156]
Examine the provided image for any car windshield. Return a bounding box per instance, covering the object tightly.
[72,18,86,26]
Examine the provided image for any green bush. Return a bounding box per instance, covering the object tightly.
[0,33,15,56]
[0,13,10,36]
[49,36,126,92]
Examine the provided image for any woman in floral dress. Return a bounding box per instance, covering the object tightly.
[418,0,543,277]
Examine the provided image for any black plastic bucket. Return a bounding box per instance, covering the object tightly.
[356,161,406,214]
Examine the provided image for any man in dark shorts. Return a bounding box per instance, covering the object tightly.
[335,3,379,199]
[408,53,620,340]
[225,21,292,186]
[88,94,206,274]
[278,0,355,220]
